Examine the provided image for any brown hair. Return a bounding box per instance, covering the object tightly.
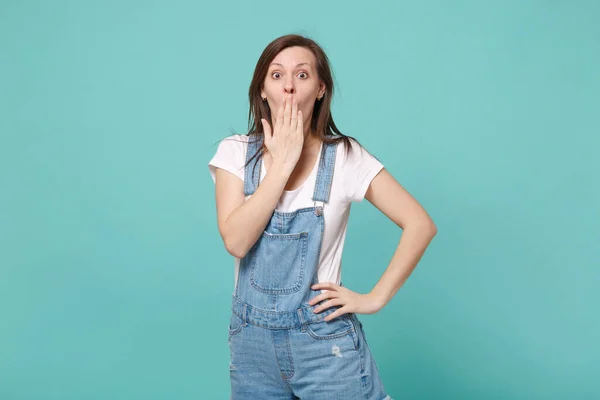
[222,33,363,175]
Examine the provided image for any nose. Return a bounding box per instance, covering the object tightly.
[284,78,295,95]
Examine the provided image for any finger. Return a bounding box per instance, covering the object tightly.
[312,282,336,290]
[309,290,337,305]
[275,95,285,131]
[314,298,343,314]
[290,96,298,130]
[283,94,291,129]
[261,119,272,148]
[297,110,303,135]
[323,306,348,322]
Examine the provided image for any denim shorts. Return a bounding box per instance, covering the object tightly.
[228,308,393,399]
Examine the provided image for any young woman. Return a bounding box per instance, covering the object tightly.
[209,34,437,399]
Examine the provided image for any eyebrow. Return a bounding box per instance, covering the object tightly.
[269,62,312,69]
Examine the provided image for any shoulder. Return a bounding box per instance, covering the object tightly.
[208,134,251,183]
[216,134,250,151]
[333,136,384,203]
[335,136,376,164]
[212,134,251,161]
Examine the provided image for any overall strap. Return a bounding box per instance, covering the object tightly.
[312,137,338,203]
[244,133,338,202]
[243,134,263,196]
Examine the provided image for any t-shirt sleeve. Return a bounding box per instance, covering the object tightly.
[342,138,384,203]
[208,135,247,184]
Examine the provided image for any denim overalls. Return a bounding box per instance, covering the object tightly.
[228,134,392,400]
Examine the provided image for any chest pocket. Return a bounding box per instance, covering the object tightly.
[249,231,308,294]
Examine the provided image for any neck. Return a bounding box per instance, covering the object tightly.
[303,132,321,150]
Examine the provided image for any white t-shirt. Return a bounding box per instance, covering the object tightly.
[208,134,384,292]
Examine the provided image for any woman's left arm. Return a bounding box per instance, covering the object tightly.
[309,168,437,320]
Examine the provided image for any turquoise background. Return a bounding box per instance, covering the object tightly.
[1,0,598,398]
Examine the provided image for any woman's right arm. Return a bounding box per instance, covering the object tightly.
[215,94,303,258]
[214,163,292,258]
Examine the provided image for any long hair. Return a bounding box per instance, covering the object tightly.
[221,33,364,176]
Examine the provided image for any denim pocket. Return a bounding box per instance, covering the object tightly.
[228,313,244,338]
[306,314,357,347]
[249,231,308,294]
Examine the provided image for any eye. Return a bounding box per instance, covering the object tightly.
[271,71,309,79]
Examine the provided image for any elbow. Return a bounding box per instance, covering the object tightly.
[223,236,249,259]
[219,223,250,259]
[406,217,437,238]
[426,219,438,238]
[430,223,438,238]
[426,216,438,235]
[227,246,248,259]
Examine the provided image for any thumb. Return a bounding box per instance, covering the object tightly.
[261,118,272,138]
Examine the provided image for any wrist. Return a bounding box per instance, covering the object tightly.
[368,290,388,310]
[271,159,295,176]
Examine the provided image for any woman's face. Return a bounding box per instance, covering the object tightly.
[261,46,325,130]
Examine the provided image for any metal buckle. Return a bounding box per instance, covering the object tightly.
[314,201,324,216]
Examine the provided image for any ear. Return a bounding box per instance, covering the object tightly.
[318,82,326,97]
